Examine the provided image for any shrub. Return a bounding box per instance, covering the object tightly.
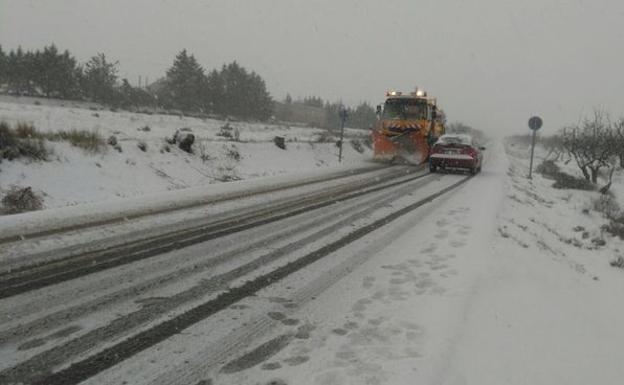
[168,129,195,153]
[0,122,16,150]
[1,186,44,214]
[198,141,211,162]
[226,145,241,161]
[315,132,333,143]
[137,141,147,152]
[593,194,620,220]
[50,130,105,153]
[610,256,624,269]
[536,160,560,178]
[552,171,595,191]
[138,125,151,132]
[274,136,286,150]
[177,133,195,153]
[603,217,624,240]
[14,122,40,139]
[0,122,50,161]
[536,160,595,190]
[217,123,233,139]
[216,174,241,182]
[17,138,50,160]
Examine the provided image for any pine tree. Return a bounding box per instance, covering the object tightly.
[163,49,207,112]
[83,53,118,103]
[303,96,324,108]
[118,78,134,108]
[350,102,377,129]
[0,45,6,86]
[34,45,80,98]
[245,71,274,120]
[205,69,224,113]
[6,47,32,95]
[324,101,346,129]
[23,50,38,95]
[218,61,273,120]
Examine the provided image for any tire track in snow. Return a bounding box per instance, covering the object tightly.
[0,167,421,299]
[0,174,471,385]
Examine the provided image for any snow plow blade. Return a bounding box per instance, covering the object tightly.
[372,130,428,165]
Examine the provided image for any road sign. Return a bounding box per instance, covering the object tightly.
[527,116,543,179]
[528,116,543,131]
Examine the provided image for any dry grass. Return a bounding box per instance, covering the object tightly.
[49,130,106,153]
[1,186,44,214]
[1,121,106,157]
[0,122,51,161]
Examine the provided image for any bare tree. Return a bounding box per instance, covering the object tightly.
[613,118,624,168]
[561,110,617,184]
[541,135,565,161]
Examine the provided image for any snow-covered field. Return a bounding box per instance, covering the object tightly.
[0,96,372,209]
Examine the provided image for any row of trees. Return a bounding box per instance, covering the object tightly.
[157,50,273,120]
[279,94,377,130]
[545,111,624,186]
[0,45,117,101]
[0,44,380,126]
[0,45,274,120]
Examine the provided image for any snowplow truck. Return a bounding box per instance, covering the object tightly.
[373,89,445,164]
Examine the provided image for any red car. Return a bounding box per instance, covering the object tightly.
[429,134,484,174]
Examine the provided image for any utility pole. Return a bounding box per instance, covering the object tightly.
[338,106,349,162]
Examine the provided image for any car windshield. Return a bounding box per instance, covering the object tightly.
[438,135,472,145]
[383,99,428,120]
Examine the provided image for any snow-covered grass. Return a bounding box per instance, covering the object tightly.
[502,139,622,269]
[0,97,372,210]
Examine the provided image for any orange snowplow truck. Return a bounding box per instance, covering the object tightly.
[373,89,445,164]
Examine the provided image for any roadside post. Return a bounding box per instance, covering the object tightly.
[338,106,349,162]
[528,116,543,179]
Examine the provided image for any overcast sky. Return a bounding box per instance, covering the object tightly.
[1,0,623,135]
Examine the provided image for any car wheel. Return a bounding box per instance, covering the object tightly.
[470,166,477,175]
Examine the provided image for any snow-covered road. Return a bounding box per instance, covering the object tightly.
[209,140,624,385]
[0,157,468,384]
[2,139,623,385]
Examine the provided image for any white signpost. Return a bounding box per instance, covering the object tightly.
[528,116,543,179]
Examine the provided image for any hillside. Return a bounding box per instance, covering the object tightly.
[0,96,372,210]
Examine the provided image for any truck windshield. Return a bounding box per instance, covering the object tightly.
[383,99,428,120]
